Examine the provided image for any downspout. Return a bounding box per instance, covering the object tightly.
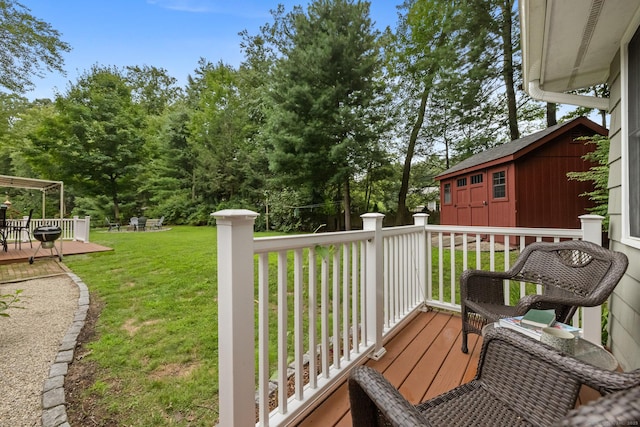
[528,79,609,111]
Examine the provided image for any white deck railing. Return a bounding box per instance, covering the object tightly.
[10,215,91,243]
[214,210,605,427]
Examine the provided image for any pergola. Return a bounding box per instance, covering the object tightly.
[0,174,64,219]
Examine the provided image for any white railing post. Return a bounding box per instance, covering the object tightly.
[413,214,429,309]
[84,216,91,242]
[361,213,386,360]
[73,216,79,241]
[580,214,604,345]
[212,209,259,427]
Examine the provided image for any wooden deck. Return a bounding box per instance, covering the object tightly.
[296,310,481,426]
[0,240,112,265]
[296,310,602,426]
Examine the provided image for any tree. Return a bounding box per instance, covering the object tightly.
[0,0,70,93]
[391,0,501,224]
[125,65,182,115]
[567,135,610,230]
[25,66,145,220]
[497,0,519,140]
[264,0,390,230]
[186,61,258,208]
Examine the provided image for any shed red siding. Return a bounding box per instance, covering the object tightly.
[515,130,596,229]
[436,117,607,231]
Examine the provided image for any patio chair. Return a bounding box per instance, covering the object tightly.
[556,384,640,426]
[105,217,120,231]
[153,215,164,230]
[461,240,628,353]
[0,204,7,251]
[137,216,147,231]
[349,328,640,427]
[11,208,33,249]
[128,217,138,231]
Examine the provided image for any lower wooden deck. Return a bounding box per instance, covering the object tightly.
[0,240,112,265]
[297,310,602,426]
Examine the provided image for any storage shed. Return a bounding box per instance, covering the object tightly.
[434,117,607,230]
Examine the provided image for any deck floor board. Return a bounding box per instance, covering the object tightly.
[295,310,603,426]
[297,311,480,426]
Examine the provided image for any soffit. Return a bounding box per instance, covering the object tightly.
[522,0,640,92]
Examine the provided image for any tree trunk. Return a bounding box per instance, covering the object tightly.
[343,178,351,231]
[546,102,557,127]
[500,0,519,141]
[600,110,607,128]
[397,88,430,226]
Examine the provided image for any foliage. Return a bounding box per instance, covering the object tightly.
[24,66,146,220]
[566,135,610,230]
[0,289,23,317]
[0,0,584,231]
[260,0,391,229]
[0,0,70,93]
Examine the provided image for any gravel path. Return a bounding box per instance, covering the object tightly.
[0,276,78,427]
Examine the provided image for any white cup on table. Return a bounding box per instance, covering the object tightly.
[541,327,576,355]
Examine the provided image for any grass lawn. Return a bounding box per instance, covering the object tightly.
[64,226,223,426]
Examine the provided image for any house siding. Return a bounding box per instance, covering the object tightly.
[607,48,640,370]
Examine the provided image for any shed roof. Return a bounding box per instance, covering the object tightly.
[435,117,607,181]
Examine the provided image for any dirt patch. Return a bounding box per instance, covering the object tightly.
[150,362,199,380]
[121,318,162,336]
[64,294,121,427]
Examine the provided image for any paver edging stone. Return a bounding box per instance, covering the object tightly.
[41,272,88,427]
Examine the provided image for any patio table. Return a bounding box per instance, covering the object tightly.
[483,322,618,371]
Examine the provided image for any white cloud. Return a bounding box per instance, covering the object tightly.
[146,0,215,13]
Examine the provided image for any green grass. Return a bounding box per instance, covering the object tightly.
[430,247,527,305]
[65,226,222,426]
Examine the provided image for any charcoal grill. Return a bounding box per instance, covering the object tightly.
[29,225,62,264]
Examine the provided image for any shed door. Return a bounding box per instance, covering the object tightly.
[469,172,488,227]
[455,177,470,225]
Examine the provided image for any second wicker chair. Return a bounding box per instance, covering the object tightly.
[460,240,628,353]
[349,327,640,427]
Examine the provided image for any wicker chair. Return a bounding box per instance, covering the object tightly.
[461,240,628,353]
[557,385,640,426]
[349,328,640,427]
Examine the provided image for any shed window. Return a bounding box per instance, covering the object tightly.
[456,178,467,187]
[492,171,506,198]
[471,174,483,184]
[628,26,640,239]
[443,183,451,204]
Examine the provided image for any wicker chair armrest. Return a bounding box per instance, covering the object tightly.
[461,269,512,302]
[484,328,640,394]
[349,366,431,427]
[554,386,640,426]
[514,293,598,313]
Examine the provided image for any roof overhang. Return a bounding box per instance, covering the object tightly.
[520,0,640,110]
[0,174,63,192]
[0,174,64,218]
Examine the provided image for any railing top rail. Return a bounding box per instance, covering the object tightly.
[253,229,374,253]
[381,224,424,238]
[424,224,583,239]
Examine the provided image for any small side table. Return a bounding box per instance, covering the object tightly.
[482,323,618,371]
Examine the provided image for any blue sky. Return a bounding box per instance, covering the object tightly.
[22,0,404,100]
